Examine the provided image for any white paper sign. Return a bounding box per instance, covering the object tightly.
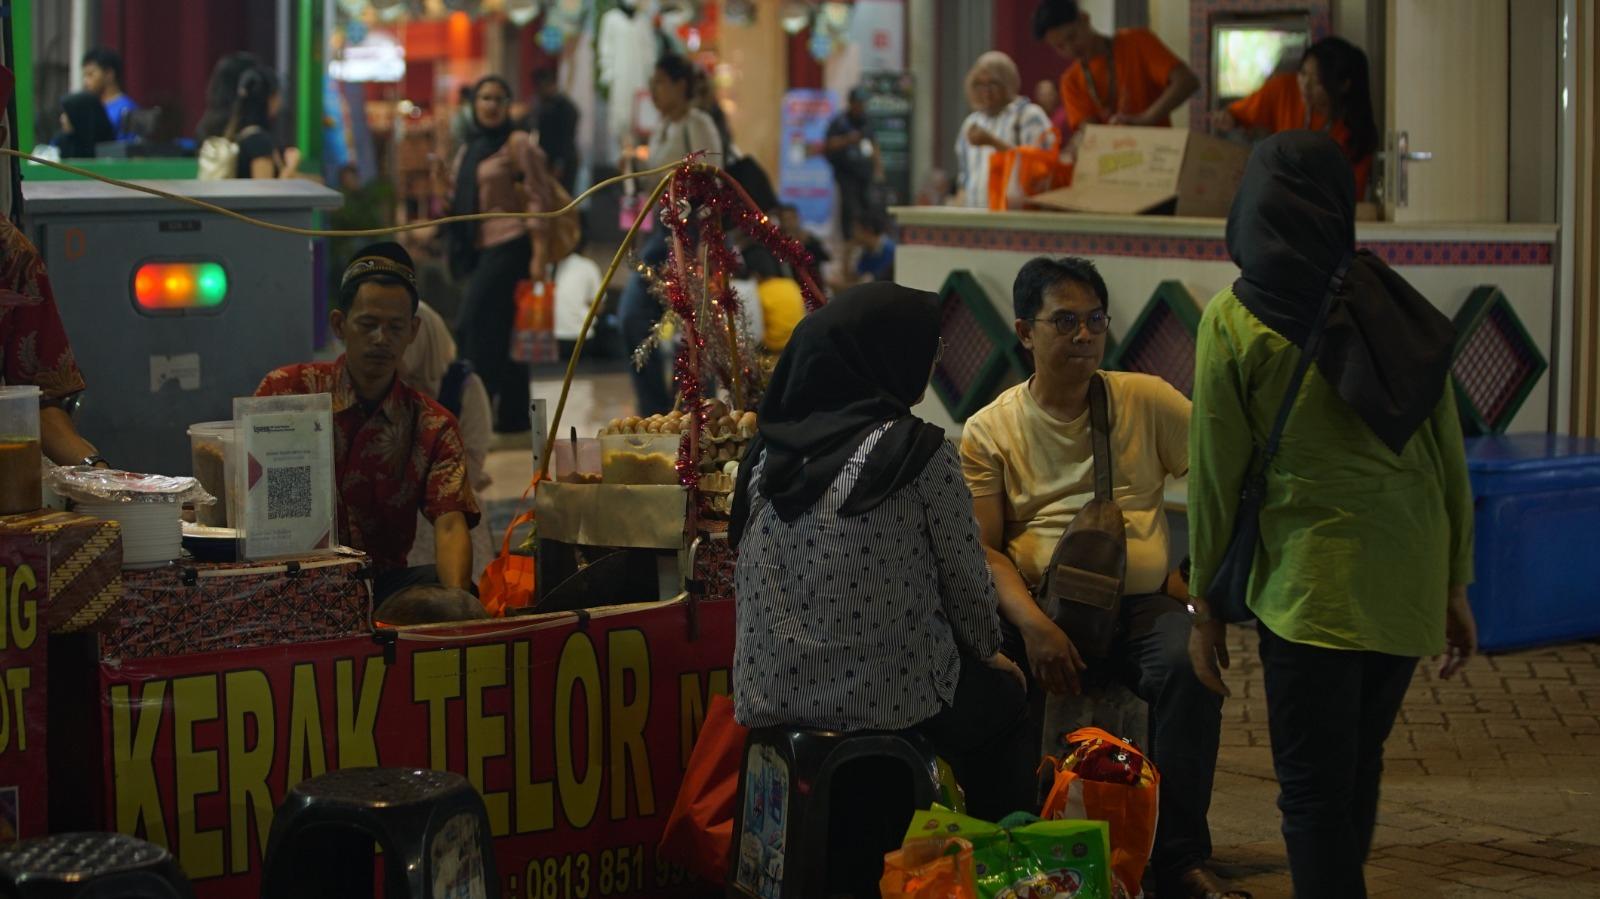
[234,394,337,561]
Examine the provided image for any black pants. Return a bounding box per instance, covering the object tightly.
[913,652,1035,821]
[1003,593,1223,881]
[1258,622,1417,899]
[457,236,532,433]
[835,176,871,240]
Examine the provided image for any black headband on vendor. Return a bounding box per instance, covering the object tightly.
[339,242,419,311]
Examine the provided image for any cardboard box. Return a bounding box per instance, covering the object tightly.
[1029,124,1250,217]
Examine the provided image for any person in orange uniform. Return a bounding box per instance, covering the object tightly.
[1213,37,1378,200]
[1034,0,1199,133]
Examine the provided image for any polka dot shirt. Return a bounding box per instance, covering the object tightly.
[733,425,1005,731]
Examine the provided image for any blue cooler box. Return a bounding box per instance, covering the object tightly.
[1466,434,1600,651]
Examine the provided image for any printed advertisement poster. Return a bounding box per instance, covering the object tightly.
[778,89,839,231]
[95,599,736,898]
[850,0,907,73]
[861,73,914,208]
[234,394,336,561]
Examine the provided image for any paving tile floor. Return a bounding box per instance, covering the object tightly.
[1209,627,1600,898]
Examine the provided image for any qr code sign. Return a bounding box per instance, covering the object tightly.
[267,465,313,520]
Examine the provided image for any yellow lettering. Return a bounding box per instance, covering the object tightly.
[8,564,37,650]
[336,656,387,768]
[555,633,602,829]
[608,629,654,819]
[5,668,29,751]
[172,675,224,879]
[224,669,275,875]
[286,663,327,789]
[412,648,462,770]
[678,669,731,768]
[111,680,169,846]
[511,640,554,834]
[465,644,509,835]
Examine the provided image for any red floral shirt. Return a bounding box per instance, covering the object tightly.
[255,358,481,572]
[1,219,87,403]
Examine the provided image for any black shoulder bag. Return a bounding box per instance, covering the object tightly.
[1205,256,1352,623]
[1037,373,1127,662]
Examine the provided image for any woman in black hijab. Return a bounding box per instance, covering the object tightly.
[730,283,1034,858]
[1186,132,1477,899]
[447,74,558,435]
[54,92,116,157]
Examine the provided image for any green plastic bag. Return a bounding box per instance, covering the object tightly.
[903,807,1112,899]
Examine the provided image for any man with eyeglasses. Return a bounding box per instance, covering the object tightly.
[961,257,1238,899]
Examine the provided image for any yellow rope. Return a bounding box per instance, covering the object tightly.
[0,147,683,239]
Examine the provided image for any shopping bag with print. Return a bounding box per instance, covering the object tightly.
[903,807,1112,899]
[509,279,558,365]
[1040,728,1160,897]
[880,836,979,899]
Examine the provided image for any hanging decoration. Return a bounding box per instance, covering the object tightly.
[808,29,834,62]
[624,156,824,511]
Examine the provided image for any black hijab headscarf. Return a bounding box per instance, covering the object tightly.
[55,92,116,158]
[730,282,946,545]
[448,75,515,278]
[1227,131,1456,454]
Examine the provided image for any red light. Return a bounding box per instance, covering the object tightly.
[134,262,227,310]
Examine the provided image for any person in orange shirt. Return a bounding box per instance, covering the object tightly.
[1034,0,1199,133]
[1214,37,1378,200]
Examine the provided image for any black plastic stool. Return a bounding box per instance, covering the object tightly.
[259,767,497,899]
[0,831,193,899]
[726,728,940,899]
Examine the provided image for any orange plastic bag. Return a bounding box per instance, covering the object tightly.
[479,482,537,616]
[658,694,746,886]
[987,146,1074,211]
[510,279,558,364]
[1040,728,1159,898]
[880,836,978,899]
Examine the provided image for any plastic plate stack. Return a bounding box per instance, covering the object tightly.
[79,502,182,568]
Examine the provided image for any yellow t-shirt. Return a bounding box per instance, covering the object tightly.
[960,371,1191,595]
[758,278,807,352]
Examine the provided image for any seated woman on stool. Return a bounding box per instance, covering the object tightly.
[729,282,1034,821]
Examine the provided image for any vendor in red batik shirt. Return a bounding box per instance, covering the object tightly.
[0,64,104,468]
[256,242,481,601]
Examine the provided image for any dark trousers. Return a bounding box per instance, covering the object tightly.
[617,228,674,416]
[1258,622,1417,899]
[457,236,532,432]
[1003,592,1223,880]
[835,176,871,240]
[913,652,1035,821]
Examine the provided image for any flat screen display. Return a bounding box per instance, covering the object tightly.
[1212,16,1312,103]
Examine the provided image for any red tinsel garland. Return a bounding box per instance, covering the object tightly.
[650,158,831,506]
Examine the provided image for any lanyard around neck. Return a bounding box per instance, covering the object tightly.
[1080,36,1118,121]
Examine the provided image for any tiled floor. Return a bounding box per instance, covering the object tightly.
[1209,627,1600,898]
[493,372,1600,899]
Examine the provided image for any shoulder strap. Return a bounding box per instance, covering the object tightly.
[1259,255,1353,467]
[1088,372,1114,501]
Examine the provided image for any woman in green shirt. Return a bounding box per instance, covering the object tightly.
[1186,132,1478,899]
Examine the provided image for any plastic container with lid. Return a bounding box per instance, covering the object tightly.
[188,421,237,528]
[0,385,42,515]
[1465,434,1600,651]
[601,433,682,485]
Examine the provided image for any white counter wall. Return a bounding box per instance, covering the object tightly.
[892,207,1559,435]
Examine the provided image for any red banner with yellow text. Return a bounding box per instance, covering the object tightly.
[99,598,735,898]
[0,541,48,842]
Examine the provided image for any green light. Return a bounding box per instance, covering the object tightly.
[196,264,228,306]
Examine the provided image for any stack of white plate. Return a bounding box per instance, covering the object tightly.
[80,502,183,569]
